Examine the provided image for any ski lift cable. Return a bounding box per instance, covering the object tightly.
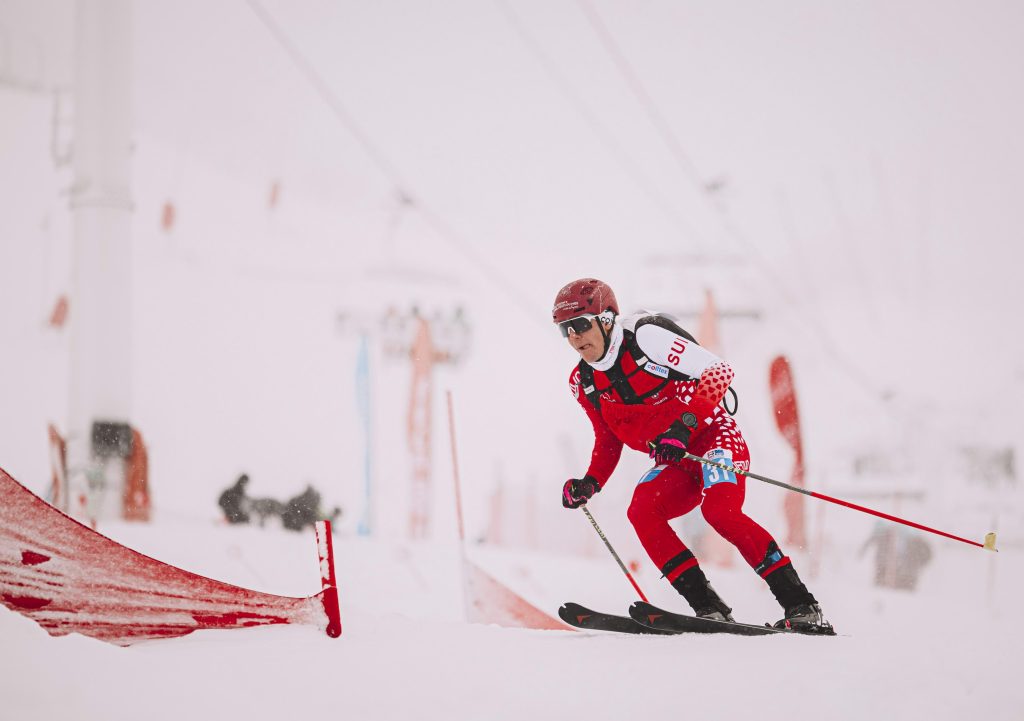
[575,1,705,189]
[575,0,889,401]
[246,0,544,323]
[246,0,405,192]
[575,0,794,276]
[492,0,708,256]
[821,170,888,333]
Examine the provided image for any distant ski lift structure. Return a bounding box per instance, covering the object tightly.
[379,305,472,365]
[347,303,472,539]
[335,266,474,539]
[335,303,472,365]
[62,0,146,526]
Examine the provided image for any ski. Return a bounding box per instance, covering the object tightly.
[558,602,675,635]
[629,601,783,636]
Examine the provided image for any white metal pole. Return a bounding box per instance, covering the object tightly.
[67,0,133,518]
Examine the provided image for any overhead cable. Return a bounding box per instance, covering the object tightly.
[246,0,543,322]
[575,0,888,400]
[494,0,705,254]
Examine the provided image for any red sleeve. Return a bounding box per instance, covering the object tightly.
[689,360,735,419]
[570,367,624,487]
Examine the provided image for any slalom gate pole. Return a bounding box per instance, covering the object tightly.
[681,451,998,552]
[580,504,650,602]
[446,391,466,545]
[314,520,343,638]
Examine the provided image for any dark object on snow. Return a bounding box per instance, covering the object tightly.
[250,497,285,526]
[91,421,134,459]
[860,524,933,590]
[280,485,341,532]
[218,474,251,524]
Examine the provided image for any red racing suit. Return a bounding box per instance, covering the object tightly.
[569,313,790,582]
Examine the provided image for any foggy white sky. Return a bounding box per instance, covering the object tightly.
[128,0,1024,365]
[5,1,1022,339]
[1,1,1022,516]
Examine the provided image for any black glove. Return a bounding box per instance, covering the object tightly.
[562,475,600,509]
[649,413,698,465]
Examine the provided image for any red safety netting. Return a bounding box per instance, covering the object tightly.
[0,466,330,646]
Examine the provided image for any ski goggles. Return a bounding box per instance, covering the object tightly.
[557,314,599,338]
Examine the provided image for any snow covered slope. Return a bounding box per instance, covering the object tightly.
[1,515,1020,721]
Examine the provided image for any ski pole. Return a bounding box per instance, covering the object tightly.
[580,504,651,602]
[679,450,998,552]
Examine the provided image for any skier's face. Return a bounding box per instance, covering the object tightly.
[566,317,606,363]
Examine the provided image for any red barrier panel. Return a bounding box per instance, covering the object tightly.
[769,355,807,547]
[462,558,568,631]
[0,466,339,646]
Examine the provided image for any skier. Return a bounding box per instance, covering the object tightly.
[553,278,832,634]
[218,474,251,524]
[280,484,342,532]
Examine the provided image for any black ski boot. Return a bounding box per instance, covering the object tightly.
[775,603,833,635]
[764,563,835,635]
[670,564,734,622]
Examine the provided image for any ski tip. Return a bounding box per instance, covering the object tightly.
[983,532,998,552]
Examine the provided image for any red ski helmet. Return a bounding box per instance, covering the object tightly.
[551,278,619,324]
